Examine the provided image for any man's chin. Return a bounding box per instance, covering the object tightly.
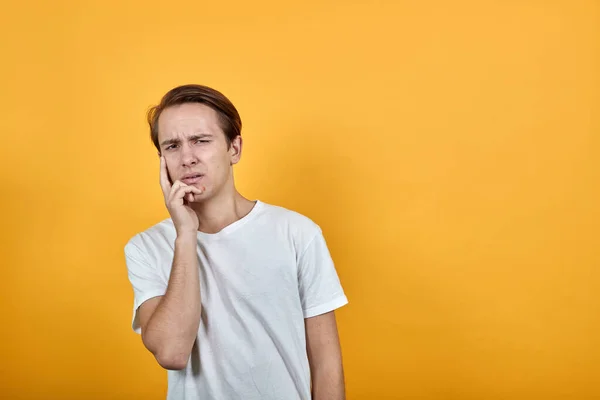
[191,188,208,203]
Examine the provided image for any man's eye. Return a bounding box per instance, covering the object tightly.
[166,145,177,150]
[196,140,210,144]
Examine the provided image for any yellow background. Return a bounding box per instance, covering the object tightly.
[1,1,598,399]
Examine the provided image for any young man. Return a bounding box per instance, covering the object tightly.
[124,84,349,400]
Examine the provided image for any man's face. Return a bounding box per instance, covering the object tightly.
[157,103,241,200]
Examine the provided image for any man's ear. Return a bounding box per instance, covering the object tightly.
[230,135,242,165]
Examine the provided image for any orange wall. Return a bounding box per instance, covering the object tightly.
[1,1,598,399]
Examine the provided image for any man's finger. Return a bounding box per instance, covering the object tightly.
[168,181,199,199]
[170,184,203,204]
[187,187,206,203]
[159,156,172,197]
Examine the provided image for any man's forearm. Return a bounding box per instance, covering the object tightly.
[311,364,346,400]
[143,233,201,368]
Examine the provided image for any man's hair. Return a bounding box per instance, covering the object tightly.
[147,84,242,153]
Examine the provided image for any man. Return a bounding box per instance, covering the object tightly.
[124,84,349,400]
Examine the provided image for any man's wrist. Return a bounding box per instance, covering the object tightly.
[175,232,197,245]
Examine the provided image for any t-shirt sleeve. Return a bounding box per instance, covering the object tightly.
[297,227,349,318]
[124,238,167,334]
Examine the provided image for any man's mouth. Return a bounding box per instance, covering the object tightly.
[182,174,204,184]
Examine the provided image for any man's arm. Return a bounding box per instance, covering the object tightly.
[305,311,346,400]
[134,156,205,371]
[137,233,201,370]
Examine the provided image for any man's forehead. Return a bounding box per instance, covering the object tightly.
[158,106,218,137]
[161,116,208,129]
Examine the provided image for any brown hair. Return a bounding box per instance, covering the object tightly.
[147,84,242,153]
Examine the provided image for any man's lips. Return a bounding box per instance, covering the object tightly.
[181,174,204,184]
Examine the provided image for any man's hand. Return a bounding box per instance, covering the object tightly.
[160,156,204,236]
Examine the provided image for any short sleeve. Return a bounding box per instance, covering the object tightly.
[297,227,349,318]
[124,238,167,334]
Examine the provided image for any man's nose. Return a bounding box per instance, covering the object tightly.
[180,144,198,166]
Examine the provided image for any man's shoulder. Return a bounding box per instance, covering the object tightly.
[258,200,321,236]
[124,218,175,252]
[259,200,316,223]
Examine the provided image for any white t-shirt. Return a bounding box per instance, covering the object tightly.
[124,199,349,400]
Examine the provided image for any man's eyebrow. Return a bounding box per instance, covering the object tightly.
[160,137,180,147]
[160,133,213,147]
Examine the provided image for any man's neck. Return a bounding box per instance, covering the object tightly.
[191,190,255,234]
